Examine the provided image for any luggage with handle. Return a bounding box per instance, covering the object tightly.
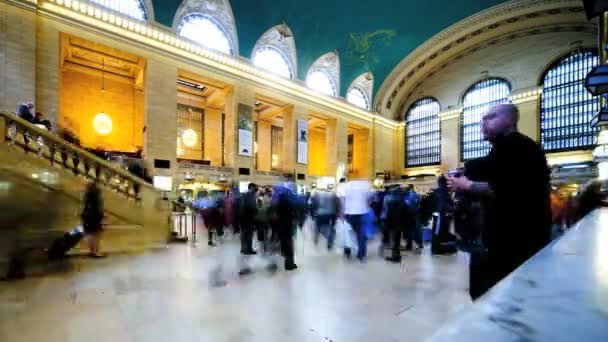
[48,226,84,260]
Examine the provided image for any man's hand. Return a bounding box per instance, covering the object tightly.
[447,176,473,192]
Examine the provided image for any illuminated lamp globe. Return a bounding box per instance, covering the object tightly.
[182,129,198,147]
[93,113,112,135]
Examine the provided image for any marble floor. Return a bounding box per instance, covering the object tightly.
[0,229,472,342]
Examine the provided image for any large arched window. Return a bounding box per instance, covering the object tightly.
[91,0,148,21]
[347,87,370,110]
[347,72,374,110]
[252,24,297,79]
[306,52,340,96]
[461,78,511,161]
[406,97,441,167]
[173,0,238,55]
[306,69,337,96]
[540,49,599,152]
[253,45,294,79]
[178,14,233,55]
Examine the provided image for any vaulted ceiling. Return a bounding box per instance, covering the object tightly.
[150,0,509,98]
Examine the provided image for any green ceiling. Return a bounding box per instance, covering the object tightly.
[151,0,509,99]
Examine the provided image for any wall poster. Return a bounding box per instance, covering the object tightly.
[297,119,308,164]
[238,103,253,157]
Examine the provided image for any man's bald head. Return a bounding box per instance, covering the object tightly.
[481,103,519,141]
[492,104,519,126]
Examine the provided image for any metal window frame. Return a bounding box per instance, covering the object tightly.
[460,78,511,162]
[539,49,599,153]
[405,97,441,168]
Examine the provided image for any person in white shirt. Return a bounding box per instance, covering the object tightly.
[342,179,371,261]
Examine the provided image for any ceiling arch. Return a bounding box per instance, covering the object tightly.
[151,0,508,99]
[375,0,593,118]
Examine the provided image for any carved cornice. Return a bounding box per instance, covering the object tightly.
[375,0,591,118]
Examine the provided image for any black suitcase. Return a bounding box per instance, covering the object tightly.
[48,227,84,260]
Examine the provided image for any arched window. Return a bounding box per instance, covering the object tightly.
[347,87,370,110]
[406,97,441,167]
[461,78,511,161]
[91,0,147,21]
[540,49,599,152]
[253,45,294,79]
[178,14,233,55]
[306,69,337,96]
[347,72,374,110]
[252,24,297,79]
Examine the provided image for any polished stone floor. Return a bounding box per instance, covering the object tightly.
[0,228,472,342]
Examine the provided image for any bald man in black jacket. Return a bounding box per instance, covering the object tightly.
[448,104,552,300]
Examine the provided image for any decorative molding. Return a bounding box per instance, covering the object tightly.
[510,87,543,104]
[32,0,399,129]
[438,108,462,121]
[375,0,590,117]
[172,0,238,55]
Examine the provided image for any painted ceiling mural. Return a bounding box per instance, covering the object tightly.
[151,0,508,98]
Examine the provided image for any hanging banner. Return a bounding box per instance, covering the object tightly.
[238,103,253,157]
[297,119,308,164]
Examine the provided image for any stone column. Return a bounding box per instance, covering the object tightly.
[515,97,540,143]
[283,105,308,178]
[224,85,255,178]
[393,125,405,177]
[326,117,348,179]
[353,127,371,179]
[145,59,177,177]
[440,115,460,173]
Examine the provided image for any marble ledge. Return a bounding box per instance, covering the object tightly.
[428,208,608,342]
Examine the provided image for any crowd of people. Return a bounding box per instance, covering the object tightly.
[11,101,608,299]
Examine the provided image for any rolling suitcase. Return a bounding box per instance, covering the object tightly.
[48,226,84,260]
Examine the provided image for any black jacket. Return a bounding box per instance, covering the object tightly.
[483,132,552,264]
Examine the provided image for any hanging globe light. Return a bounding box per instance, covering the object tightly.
[93,112,112,135]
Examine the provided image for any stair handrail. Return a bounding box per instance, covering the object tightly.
[0,110,157,192]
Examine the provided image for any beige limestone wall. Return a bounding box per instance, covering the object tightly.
[3,2,397,187]
[145,59,177,176]
[60,68,144,152]
[516,99,540,143]
[374,124,394,175]
[256,120,272,172]
[0,3,37,114]
[440,117,460,172]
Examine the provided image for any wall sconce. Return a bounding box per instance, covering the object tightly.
[93,112,112,135]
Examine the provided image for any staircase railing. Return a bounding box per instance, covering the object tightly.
[0,111,155,199]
